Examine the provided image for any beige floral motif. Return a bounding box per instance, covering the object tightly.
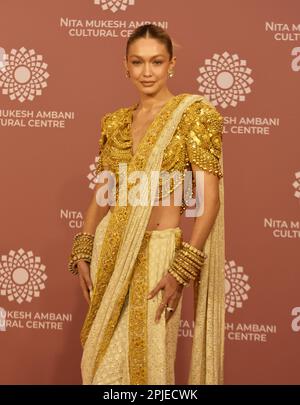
[0,249,47,304]
[94,0,135,13]
[0,47,49,102]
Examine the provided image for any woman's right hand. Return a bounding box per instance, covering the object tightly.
[77,260,93,304]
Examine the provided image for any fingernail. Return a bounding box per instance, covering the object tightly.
[147,294,151,299]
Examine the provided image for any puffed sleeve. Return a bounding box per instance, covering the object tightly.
[95,113,110,175]
[184,99,223,178]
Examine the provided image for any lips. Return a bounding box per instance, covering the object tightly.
[141,81,155,85]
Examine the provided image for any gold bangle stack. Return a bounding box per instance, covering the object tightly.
[168,241,207,286]
[68,232,95,275]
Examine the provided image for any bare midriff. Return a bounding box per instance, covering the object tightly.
[108,190,182,231]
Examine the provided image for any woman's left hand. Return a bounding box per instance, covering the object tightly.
[147,272,184,322]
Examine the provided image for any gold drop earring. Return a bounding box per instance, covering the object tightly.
[126,70,130,78]
[168,69,174,78]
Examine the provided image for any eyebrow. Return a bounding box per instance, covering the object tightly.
[129,54,166,59]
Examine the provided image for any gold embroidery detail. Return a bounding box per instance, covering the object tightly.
[128,233,150,385]
[182,100,223,178]
[96,95,223,211]
[80,205,131,345]
[95,113,110,174]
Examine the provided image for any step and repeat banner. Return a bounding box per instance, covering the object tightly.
[0,0,299,385]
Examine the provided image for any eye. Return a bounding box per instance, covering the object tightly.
[131,60,141,65]
[153,60,163,65]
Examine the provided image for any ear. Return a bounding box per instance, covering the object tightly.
[169,56,176,69]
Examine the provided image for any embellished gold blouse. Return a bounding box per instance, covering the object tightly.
[95,93,223,211]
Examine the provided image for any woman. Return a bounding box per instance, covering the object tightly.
[69,24,225,385]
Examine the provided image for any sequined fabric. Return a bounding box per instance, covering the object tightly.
[95,93,223,210]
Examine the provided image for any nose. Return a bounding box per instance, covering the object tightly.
[142,62,152,77]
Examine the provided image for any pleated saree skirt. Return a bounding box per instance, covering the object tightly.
[81,210,183,385]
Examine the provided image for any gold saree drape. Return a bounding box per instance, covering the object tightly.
[80,94,225,385]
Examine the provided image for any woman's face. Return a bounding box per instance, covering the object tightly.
[125,37,175,96]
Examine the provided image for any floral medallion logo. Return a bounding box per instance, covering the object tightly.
[87,156,100,190]
[94,0,135,13]
[0,47,49,102]
[197,52,254,108]
[0,249,47,304]
[293,171,300,199]
[225,260,250,313]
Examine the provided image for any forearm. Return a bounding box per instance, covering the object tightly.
[167,199,219,286]
[69,184,110,274]
[81,184,110,235]
[189,199,220,251]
